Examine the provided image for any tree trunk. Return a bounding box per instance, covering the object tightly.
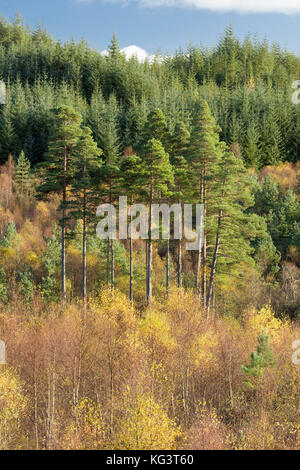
[106,238,110,289]
[130,214,133,302]
[146,239,148,300]
[110,183,114,291]
[196,175,204,294]
[148,238,153,305]
[34,360,39,450]
[178,238,182,289]
[178,201,182,289]
[82,191,87,303]
[166,238,170,298]
[147,184,153,306]
[107,182,112,290]
[61,146,67,301]
[201,169,207,309]
[206,209,222,316]
[111,239,114,290]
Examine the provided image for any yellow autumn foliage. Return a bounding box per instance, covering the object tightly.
[0,368,28,450]
[245,305,285,339]
[112,394,181,450]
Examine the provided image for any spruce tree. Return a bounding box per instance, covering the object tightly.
[138,108,170,154]
[14,150,32,205]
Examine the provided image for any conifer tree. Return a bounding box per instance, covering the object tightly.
[68,126,102,302]
[120,154,144,301]
[171,155,192,288]
[14,150,32,205]
[38,105,82,300]
[170,121,190,157]
[0,103,16,165]
[169,121,191,288]
[205,147,259,314]
[0,220,17,248]
[138,108,170,153]
[42,225,61,302]
[97,96,122,291]
[142,138,174,305]
[187,101,223,307]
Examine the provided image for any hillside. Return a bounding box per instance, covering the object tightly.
[0,14,299,451]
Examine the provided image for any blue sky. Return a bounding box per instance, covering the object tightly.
[1,0,300,55]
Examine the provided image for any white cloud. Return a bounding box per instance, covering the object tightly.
[80,0,300,14]
[140,0,300,13]
[101,45,163,63]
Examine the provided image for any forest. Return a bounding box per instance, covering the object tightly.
[0,14,299,450]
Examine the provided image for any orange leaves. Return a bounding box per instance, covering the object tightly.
[260,162,300,193]
[0,290,299,449]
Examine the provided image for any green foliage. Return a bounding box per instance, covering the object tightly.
[37,105,82,199]
[142,138,174,200]
[0,221,17,248]
[254,233,281,278]
[0,18,300,167]
[14,150,33,203]
[41,226,60,302]
[67,126,102,231]
[0,268,8,303]
[242,332,275,381]
[18,264,34,302]
[252,176,300,258]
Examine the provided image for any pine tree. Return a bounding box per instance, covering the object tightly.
[142,138,174,305]
[205,147,260,314]
[169,121,191,289]
[187,101,223,308]
[242,332,275,387]
[120,154,144,301]
[37,105,82,300]
[68,126,102,302]
[97,95,122,291]
[171,155,192,288]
